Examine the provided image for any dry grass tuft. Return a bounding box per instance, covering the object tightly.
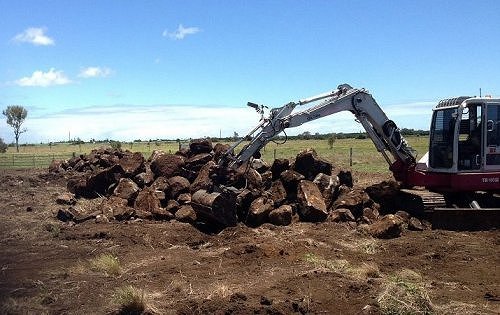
[378,269,434,315]
[304,253,351,274]
[206,283,232,300]
[113,285,147,315]
[90,253,121,276]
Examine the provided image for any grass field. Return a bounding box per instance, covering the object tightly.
[0,136,428,172]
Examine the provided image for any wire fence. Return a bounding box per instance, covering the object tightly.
[0,153,76,169]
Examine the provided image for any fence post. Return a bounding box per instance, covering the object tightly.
[12,155,15,166]
[349,148,353,167]
[33,154,36,167]
[273,149,276,159]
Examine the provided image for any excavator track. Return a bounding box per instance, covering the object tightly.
[401,189,500,231]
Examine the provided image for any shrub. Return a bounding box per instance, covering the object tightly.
[0,138,7,153]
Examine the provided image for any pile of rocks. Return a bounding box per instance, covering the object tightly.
[50,139,427,237]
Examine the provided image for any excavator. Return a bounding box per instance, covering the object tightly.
[218,84,500,229]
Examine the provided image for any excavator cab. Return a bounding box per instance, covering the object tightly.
[429,97,500,174]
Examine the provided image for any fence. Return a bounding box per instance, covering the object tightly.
[0,153,76,169]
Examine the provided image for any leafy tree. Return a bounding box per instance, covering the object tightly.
[327,134,336,149]
[3,105,28,152]
[0,137,7,153]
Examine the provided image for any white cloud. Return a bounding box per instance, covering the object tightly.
[162,24,200,40]
[15,68,71,87]
[78,67,112,78]
[13,27,55,46]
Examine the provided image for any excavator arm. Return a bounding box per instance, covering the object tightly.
[219,84,417,183]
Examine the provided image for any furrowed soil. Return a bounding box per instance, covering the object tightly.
[0,168,498,314]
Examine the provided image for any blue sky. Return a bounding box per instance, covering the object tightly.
[1,0,499,143]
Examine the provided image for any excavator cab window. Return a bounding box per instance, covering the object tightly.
[429,108,456,169]
[458,104,482,170]
[486,104,500,167]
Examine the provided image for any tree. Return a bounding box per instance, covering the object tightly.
[327,134,336,149]
[3,105,28,153]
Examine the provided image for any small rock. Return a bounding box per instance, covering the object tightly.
[177,193,192,205]
[395,210,411,224]
[165,199,180,214]
[408,217,424,231]
[175,205,197,223]
[337,170,353,187]
[270,158,290,180]
[95,214,109,224]
[260,296,273,306]
[364,214,404,239]
[269,180,287,206]
[56,192,76,205]
[57,208,76,222]
[328,208,356,222]
[280,170,305,195]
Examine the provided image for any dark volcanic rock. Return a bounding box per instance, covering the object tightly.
[99,196,134,221]
[270,158,290,180]
[113,178,140,202]
[331,188,372,218]
[246,197,274,227]
[280,170,305,196]
[213,143,231,161]
[67,175,91,198]
[134,170,154,188]
[56,192,76,206]
[86,164,124,197]
[269,205,293,226]
[118,152,145,177]
[269,180,287,206]
[364,214,404,239]
[313,173,339,206]
[166,176,190,199]
[175,205,197,223]
[328,208,356,222]
[150,154,185,178]
[296,180,328,222]
[293,148,332,180]
[190,161,216,193]
[337,170,353,188]
[236,189,260,221]
[134,188,162,215]
[185,153,213,171]
[408,217,425,231]
[189,138,213,155]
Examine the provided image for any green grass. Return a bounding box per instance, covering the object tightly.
[0,136,429,173]
[89,253,121,276]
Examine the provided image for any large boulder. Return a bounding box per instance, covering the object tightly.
[189,139,213,155]
[337,170,353,188]
[280,170,305,196]
[270,158,290,180]
[134,170,154,188]
[269,205,293,226]
[86,164,124,197]
[113,178,140,202]
[134,188,162,215]
[150,154,185,178]
[293,148,332,180]
[296,180,328,222]
[213,143,231,161]
[166,176,190,199]
[185,153,213,172]
[313,173,339,206]
[268,180,287,206]
[331,188,373,218]
[190,161,216,193]
[67,175,89,197]
[191,189,237,227]
[236,189,260,221]
[246,197,274,227]
[119,152,145,177]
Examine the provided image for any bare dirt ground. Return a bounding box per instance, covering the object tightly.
[0,168,499,314]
